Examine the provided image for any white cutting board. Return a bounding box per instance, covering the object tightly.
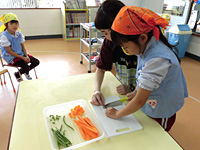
[91,96,142,138]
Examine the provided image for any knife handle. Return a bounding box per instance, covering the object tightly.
[120,97,128,103]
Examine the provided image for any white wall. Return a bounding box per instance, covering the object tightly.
[187,35,200,57]
[121,0,164,13]
[143,0,164,13]
[121,0,138,6]
[0,9,62,36]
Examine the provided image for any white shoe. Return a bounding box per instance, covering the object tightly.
[24,73,32,80]
[14,72,22,82]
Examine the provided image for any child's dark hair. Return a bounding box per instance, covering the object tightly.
[111,26,181,63]
[4,20,18,31]
[94,0,125,30]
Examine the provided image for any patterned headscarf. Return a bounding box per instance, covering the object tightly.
[111,6,169,41]
[0,13,20,32]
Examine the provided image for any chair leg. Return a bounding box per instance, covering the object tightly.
[7,71,16,93]
[3,73,6,84]
[34,68,38,79]
[0,75,3,85]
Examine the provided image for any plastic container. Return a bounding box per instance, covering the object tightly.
[168,24,192,58]
[43,99,105,150]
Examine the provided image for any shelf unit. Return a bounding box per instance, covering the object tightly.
[61,0,88,41]
[80,23,104,73]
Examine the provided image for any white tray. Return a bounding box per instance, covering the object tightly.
[43,99,105,150]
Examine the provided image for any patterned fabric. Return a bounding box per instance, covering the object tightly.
[1,31,25,47]
[1,30,24,64]
[96,38,137,86]
[111,6,169,41]
[136,40,187,118]
[114,62,136,85]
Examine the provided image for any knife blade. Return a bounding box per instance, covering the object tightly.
[104,97,128,109]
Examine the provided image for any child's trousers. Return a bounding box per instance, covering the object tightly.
[151,113,176,132]
[10,54,40,75]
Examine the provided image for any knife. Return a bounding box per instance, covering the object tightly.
[104,97,128,109]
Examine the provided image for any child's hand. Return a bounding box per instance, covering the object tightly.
[126,90,137,101]
[116,84,131,95]
[26,56,30,63]
[90,91,104,106]
[23,56,30,63]
[105,107,119,119]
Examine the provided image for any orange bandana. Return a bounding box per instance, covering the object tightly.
[111,6,169,41]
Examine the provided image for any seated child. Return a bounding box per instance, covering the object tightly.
[0,13,40,82]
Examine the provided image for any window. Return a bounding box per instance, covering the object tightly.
[0,0,63,8]
[162,0,189,16]
[187,0,200,35]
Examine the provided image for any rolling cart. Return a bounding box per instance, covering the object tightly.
[80,23,104,73]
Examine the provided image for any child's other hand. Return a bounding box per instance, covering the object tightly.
[116,84,131,95]
[105,107,119,119]
[23,56,30,63]
[26,56,30,63]
[126,90,136,101]
[90,91,104,106]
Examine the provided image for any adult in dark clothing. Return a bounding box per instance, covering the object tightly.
[90,0,137,106]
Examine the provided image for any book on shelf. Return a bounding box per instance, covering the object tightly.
[66,27,74,38]
[65,0,86,9]
[66,12,87,24]
[66,26,80,38]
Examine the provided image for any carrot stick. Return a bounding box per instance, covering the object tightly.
[85,131,91,140]
[83,117,96,128]
[78,122,98,134]
[74,120,86,140]
[77,119,89,127]
[77,115,85,122]
[83,117,99,136]
[82,128,98,139]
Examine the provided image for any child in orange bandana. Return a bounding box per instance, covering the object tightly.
[105,6,188,131]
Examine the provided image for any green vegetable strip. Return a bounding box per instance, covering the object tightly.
[60,125,63,132]
[56,129,71,144]
[57,141,60,149]
[55,131,68,143]
[63,116,74,130]
[51,128,72,149]
[52,129,65,143]
[55,130,72,144]
[51,129,63,148]
[63,130,66,136]
[52,129,71,148]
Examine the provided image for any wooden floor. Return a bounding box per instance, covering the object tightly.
[0,38,200,150]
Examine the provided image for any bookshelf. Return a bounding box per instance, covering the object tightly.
[61,0,88,41]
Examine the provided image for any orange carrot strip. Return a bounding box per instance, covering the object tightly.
[77,115,85,122]
[82,128,98,139]
[84,117,97,129]
[74,120,86,140]
[84,117,99,136]
[85,131,91,140]
[77,116,92,129]
[78,122,98,134]
[77,119,89,127]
